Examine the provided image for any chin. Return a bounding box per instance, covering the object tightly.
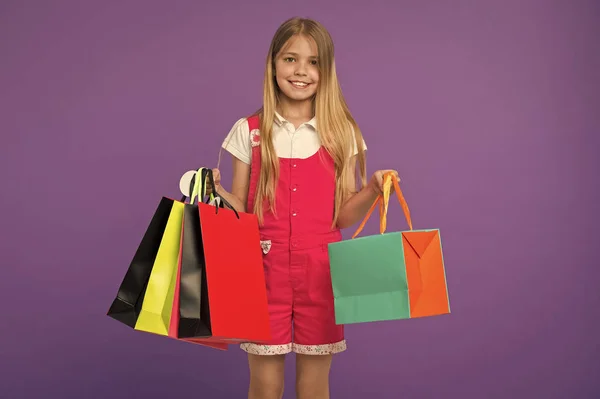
[290,94,316,102]
[281,89,317,102]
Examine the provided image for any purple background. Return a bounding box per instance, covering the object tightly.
[1,1,598,398]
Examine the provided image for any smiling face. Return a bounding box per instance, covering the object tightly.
[274,34,319,104]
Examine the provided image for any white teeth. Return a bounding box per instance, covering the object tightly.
[291,82,307,87]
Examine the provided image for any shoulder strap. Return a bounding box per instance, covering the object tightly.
[247,114,260,131]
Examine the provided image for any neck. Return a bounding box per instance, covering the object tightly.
[276,97,314,121]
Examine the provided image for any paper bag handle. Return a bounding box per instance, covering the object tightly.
[351,172,413,239]
[179,169,199,203]
[187,168,215,204]
[204,168,241,219]
[182,167,240,219]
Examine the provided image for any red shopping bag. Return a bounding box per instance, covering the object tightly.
[198,173,271,342]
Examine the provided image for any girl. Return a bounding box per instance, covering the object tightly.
[211,17,398,399]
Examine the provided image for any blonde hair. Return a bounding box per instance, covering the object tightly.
[253,17,367,227]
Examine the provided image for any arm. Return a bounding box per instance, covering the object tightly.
[212,156,250,213]
[337,156,399,230]
[336,156,378,229]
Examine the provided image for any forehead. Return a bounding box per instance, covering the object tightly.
[280,35,318,57]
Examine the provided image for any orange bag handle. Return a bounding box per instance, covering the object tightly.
[352,172,413,239]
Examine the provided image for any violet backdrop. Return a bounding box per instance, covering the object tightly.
[1,0,598,398]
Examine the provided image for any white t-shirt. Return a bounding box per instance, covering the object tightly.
[221,112,366,164]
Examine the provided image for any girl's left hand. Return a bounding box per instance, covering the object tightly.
[369,169,400,196]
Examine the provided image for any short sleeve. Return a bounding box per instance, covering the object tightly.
[222,117,251,164]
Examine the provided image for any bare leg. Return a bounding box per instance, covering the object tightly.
[248,353,286,399]
[295,354,333,399]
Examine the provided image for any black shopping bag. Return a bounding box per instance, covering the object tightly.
[107,181,192,328]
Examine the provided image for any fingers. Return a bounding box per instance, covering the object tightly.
[372,170,401,196]
[205,168,221,195]
[370,171,383,195]
[381,169,400,182]
[369,169,402,197]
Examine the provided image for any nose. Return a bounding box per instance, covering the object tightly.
[294,61,308,76]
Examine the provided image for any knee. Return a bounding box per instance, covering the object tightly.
[249,374,284,399]
[296,375,329,399]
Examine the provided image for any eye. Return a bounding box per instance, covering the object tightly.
[284,57,295,62]
[310,60,318,65]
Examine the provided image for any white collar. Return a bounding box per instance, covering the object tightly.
[274,111,317,129]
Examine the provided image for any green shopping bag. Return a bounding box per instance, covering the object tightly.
[328,173,450,324]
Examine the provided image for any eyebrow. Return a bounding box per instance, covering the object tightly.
[282,52,318,59]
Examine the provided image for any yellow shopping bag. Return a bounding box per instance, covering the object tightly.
[134,200,184,335]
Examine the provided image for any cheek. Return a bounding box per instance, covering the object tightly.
[311,70,320,85]
[274,66,287,86]
[275,62,291,77]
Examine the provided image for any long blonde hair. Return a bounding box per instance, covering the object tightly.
[253,17,367,227]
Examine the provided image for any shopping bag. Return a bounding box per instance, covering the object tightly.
[133,199,184,335]
[328,172,450,324]
[197,169,272,343]
[172,168,212,338]
[107,197,177,327]
[168,168,228,350]
[108,170,229,350]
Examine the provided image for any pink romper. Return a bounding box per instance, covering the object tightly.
[240,115,346,356]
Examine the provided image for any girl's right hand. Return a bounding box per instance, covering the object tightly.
[205,168,221,196]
